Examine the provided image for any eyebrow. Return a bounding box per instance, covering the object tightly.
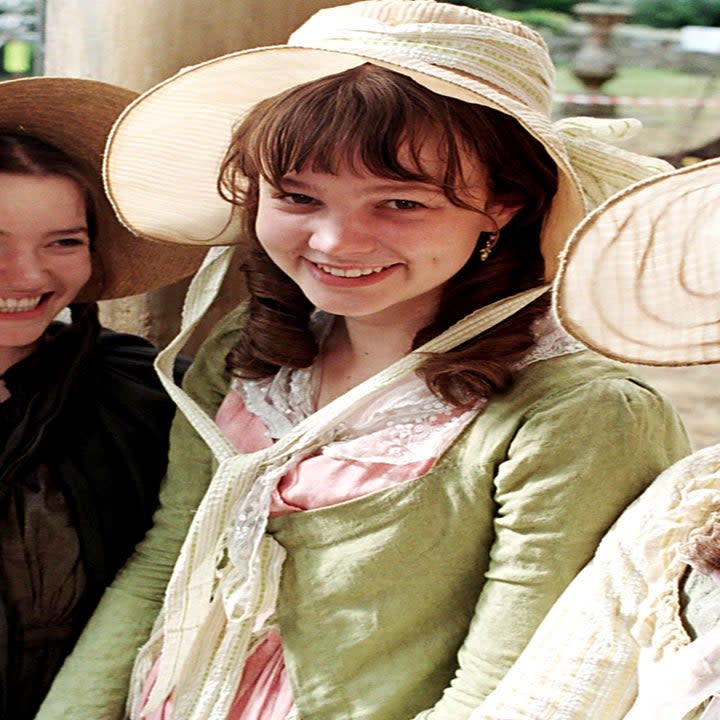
[0,226,90,238]
[46,226,90,235]
[278,177,441,194]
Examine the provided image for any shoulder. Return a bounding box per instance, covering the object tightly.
[97,328,156,365]
[94,328,190,387]
[616,443,720,544]
[189,302,249,370]
[511,350,690,448]
[456,350,690,487]
[181,302,249,416]
[479,349,685,436]
[514,349,666,406]
[654,442,720,492]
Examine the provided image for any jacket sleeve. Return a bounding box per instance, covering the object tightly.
[34,311,243,720]
[468,530,642,720]
[412,376,691,719]
[470,450,720,720]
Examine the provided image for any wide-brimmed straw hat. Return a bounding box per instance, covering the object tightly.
[554,157,720,366]
[0,76,206,301]
[103,0,672,281]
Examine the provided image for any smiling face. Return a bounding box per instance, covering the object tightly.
[221,64,557,366]
[255,142,516,329]
[0,173,92,372]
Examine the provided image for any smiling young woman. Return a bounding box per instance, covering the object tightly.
[0,79,204,720]
[37,4,694,720]
[0,173,92,371]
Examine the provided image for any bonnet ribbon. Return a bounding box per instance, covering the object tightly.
[553,116,672,210]
[132,244,549,719]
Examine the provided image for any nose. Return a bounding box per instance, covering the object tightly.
[307,211,378,256]
[0,247,47,288]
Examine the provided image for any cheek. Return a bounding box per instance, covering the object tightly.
[254,205,287,255]
[67,250,93,293]
[81,249,93,279]
[446,234,480,267]
[254,203,270,241]
[254,219,283,266]
[255,207,309,261]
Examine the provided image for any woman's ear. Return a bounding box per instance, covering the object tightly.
[488,197,523,231]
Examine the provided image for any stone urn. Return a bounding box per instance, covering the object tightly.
[570,3,632,116]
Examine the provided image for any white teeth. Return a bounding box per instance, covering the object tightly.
[0,296,42,312]
[317,264,386,278]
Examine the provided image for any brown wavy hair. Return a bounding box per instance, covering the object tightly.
[218,64,558,408]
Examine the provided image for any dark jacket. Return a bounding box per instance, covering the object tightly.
[0,310,187,720]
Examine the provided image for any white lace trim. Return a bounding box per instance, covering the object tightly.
[515,311,585,370]
[236,309,583,441]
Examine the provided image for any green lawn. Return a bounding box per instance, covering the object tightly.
[555,63,717,97]
[553,64,719,156]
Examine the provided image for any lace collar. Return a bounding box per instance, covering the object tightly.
[234,310,584,440]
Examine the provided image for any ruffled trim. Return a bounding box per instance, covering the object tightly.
[625,445,720,659]
[238,310,583,441]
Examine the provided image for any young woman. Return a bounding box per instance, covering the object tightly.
[37,3,692,719]
[472,158,720,720]
[0,76,204,720]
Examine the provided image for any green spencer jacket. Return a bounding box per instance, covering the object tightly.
[36,305,691,720]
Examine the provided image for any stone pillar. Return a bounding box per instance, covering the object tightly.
[44,0,347,351]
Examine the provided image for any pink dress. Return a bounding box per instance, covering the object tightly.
[137,372,477,720]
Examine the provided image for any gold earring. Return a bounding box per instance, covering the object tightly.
[478,229,500,261]
[477,210,500,262]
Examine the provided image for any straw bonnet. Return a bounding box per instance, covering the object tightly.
[103,0,672,281]
[0,76,206,301]
[554,157,720,366]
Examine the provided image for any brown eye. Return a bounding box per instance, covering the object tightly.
[387,199,423,210]
[50,237,89,248]
[284,193,316,205]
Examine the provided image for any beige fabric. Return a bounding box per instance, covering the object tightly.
[102,0,671,280]
[470,443,720,720]
[554,157,720,366]
[0,77,205,301]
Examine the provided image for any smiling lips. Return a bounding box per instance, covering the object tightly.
[315,263,390,278]
[0,295,43,313]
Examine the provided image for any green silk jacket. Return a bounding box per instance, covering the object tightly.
[37,305,691,720]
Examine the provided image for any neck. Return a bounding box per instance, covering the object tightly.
[0,345,36,375]
[315,316,420,408]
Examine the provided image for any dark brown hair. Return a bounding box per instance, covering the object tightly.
[219,64,558,407]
